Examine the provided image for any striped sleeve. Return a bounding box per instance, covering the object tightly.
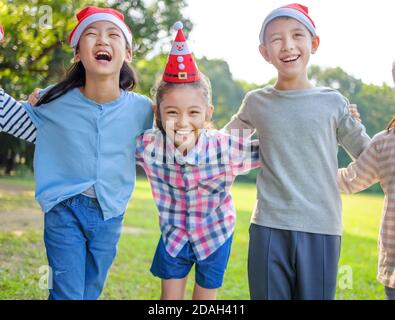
[0,89,36,143]
[337,139,379,194]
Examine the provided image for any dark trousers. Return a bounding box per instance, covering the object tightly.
[385,286,395,300]
[248,224,341,300]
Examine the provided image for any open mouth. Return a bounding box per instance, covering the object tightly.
[95,51,112,62]
[281,55,300,63]
[175,130,193,136]
[175,130,195,141]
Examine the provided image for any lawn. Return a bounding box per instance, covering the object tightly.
[0,176,385,299]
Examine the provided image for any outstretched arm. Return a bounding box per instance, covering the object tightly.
[0,89,36,143]
[228,134,261,176]
[338,139,379,194]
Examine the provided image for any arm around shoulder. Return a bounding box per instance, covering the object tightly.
[337,100,371,160]
[222,92,255,137]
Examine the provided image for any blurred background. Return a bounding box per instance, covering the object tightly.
[0,0,393,299]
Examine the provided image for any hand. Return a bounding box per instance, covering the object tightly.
[28,88,41,106]
[348,104,361,122]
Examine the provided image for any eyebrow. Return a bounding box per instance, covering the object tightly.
[163,105,203,110]
[84,26,122,32]
[268,28,306,38]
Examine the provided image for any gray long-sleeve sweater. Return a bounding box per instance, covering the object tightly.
[224,86,371,235]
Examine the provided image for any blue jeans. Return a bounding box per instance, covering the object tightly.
[44,194,124,300]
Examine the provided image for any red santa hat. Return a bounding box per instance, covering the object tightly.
[68,6,132,50]
[0,24,4,43]
[259,3,316,43]
[162,21,200,83]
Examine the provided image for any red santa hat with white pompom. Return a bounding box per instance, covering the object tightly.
[0,24,4,42]
[162,21,200,83]
[68,6,132,50]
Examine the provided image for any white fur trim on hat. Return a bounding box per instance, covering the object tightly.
[70,12,132,48]
[259,7,316,44]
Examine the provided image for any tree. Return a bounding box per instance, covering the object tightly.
[0,0,190,172]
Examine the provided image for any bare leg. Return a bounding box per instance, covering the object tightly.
[192,283,217,300]
[161,277,188,300]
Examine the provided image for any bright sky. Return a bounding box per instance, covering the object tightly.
[183,0,395,86]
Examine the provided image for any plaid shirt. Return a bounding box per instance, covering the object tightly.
[136,129,260,260]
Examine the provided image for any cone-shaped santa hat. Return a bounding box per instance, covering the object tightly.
[162,21,200,83]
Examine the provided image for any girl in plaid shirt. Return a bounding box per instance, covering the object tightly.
[135,22,261,300]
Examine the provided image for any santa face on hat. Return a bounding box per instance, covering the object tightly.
[259,17,319,86]
[74,20,132,77]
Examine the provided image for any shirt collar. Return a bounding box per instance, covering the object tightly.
[153,129,208,166]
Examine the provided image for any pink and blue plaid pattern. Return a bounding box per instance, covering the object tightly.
[136,129,261,261]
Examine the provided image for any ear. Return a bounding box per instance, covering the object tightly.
[206,105,214,121]
[73,49,81,63]
[311,36,320,54]
[259,44,271,63]
[153,104,160,118]
[125,47,133,63]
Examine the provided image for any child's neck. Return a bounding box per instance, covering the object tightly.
[81,74,121,104]
[274,74,314,91]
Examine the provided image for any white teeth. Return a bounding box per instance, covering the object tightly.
[176,130,192,135]
[282,55,299,62]
[96,51,110,56]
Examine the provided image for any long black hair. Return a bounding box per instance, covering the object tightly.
[36,59,137,106]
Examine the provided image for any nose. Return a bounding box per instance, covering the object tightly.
[281,36,295,52]
[176,115,189,128]
[96,33,110,46]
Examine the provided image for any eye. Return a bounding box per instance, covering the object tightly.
[271,38,281,43]
[110,33,121,37]
[294,33,305,38]
[190,110,201,115]
[166,111,178,116]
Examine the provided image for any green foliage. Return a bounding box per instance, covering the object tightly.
[1,1,394,193]
[309,65,395,183]
[0,0,190,169]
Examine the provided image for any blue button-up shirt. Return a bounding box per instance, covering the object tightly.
[22,87,153,220]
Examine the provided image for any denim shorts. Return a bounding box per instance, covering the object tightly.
[150,235,233,289]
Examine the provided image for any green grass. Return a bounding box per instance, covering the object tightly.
[0,176,386,299]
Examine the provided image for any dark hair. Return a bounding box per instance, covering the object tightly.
[386,116,395,133]
[37,59,137,106]
[151,73,213,133]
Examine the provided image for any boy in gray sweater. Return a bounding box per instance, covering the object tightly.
[224,3,370,300]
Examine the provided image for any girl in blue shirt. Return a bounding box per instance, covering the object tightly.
[0,7,153,300]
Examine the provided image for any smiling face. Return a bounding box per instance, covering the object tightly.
[259,17,320,84]
[156,86,214,151]
[74,20,132,78]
